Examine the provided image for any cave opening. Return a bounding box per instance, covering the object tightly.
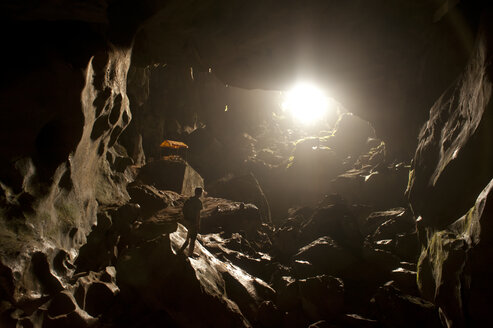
[1,1,493,328]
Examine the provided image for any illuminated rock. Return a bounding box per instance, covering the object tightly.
[136,157,204,196]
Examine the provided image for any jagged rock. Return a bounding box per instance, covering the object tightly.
[136,157,204,196]
[257,300,282,328]
[417,178,493,327]
[132,211,178,242]
[293,236,357,277]
[330,163,409,210]
[408,25,493,224]
[362,209,406,237]
[390,268,419,296]
[337,314,379,328]
[44,290,97,328]
[116,221,276,327]
[201,233,274,282]
[363,209,419,262]
[308,320,334,328]
[127,184,180,218]
[371,210,416,240]
[360,247,400,282]
[31,252,63,296]
[286,138,345,202]
[48,291,77,317]
[272,224,301,260]
[200,198,263,237]
[75,221,114,273]
[298,275,344,322]
[275,275,344,325]
[298,204,363,251]
[371,283,441,328]
[73,267,119,317]
[183,127,228,181]
[394,232,420,262]
[207,173,272,223]
[326,113,376,157]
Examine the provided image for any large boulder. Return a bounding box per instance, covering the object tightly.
[293,236,358,277]
[325,113,376,157]
[200,198,263,237]
[116,222,276,328]
[330,163,409,211]
[207,173,272,223]
[127,184,181,218]
[136,157,204,196]
[298,204,363,251]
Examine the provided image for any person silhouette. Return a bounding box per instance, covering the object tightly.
[179,187,203,256]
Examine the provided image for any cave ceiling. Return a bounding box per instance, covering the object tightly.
[1,0,484,155]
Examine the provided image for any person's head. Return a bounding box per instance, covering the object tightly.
[194,187,203,197]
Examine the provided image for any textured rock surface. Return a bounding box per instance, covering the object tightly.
[417,178,493,327]
[408,16,493,228]
[136,157,204,196]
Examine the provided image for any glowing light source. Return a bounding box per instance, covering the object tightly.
[282,82,333,125]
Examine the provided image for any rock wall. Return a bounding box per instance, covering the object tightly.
[0,7,135,311]
[409,10,493,327]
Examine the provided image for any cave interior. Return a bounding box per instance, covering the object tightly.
[1,1,493,327]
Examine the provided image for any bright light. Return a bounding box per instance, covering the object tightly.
[282,82,332,125]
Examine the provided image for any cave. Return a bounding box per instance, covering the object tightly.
[1,1,492,327]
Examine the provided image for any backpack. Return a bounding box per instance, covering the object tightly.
[182,197,195,221]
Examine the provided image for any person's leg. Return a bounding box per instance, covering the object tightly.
[188,229,197,255]
[179,232,190,253]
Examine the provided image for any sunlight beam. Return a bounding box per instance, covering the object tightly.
[282,82,334,125]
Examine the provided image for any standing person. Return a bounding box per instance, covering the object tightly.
[179,187,203,256]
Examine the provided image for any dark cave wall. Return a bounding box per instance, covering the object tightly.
[408,10,493,326]
[0,2,145,302]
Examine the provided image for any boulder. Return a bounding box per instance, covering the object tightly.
[115,219,277,328]
[183,127,228,181]
[136,157,204,196]
[127,184,180,218]
[286,139,345,202]
[293,236,357,277]
[371,210,416,240]
[361,209,407,237]
[201,233,274,282]
[363,209,419,262]
[298,275,344,322]
[207,173,271,223]
[325,113,376,157]
[200,198,263,237]
[298,204,363,251]
[390,268,419,296]
[371,283,441,328]
[330,164,409,211]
